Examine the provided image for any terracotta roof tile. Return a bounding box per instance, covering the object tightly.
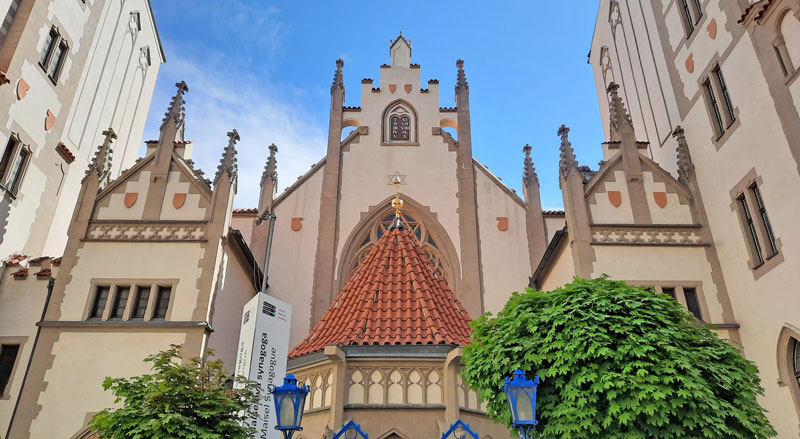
[290,220,472,357]
[11,268,28,277]
[34,268,52,277]
[232,208,258,215]
[5,254,26,265]
[29,256,51,264]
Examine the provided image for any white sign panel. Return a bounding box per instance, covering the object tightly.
[235,292,292,439]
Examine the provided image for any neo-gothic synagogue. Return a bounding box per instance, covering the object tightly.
[1,0,800,437]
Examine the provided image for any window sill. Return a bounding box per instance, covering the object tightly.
[381,142,419,147]
[711,109,740,150]
[785,66,800,86]
[750,246,784,281]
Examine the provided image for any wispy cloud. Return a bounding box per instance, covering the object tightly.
[142,50,326,208]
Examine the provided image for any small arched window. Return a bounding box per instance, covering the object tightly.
[383,102,416,144]
[774,10,800,76]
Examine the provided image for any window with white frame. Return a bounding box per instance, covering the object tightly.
[702,65,736,139]
[735,181,778,268]
[38,26,69,83]
[0,135,30,195]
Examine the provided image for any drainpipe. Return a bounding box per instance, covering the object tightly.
[6,276,55,438]
[258,212,276,293]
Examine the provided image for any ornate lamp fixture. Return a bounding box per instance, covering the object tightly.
[272,374,310,439]
[502,369,540,439]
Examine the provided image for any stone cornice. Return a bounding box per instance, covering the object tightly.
[590,224,707,246]
[85,221,207,242]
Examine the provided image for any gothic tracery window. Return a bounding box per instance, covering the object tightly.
[384,103,415,143]
[347,211,450,285]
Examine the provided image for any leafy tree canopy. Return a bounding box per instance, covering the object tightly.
[462,277,775,439]
[90,345,259,439]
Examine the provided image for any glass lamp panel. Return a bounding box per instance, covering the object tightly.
[278,393,295,427]
[296,393,307,426]
[515,388,534,422]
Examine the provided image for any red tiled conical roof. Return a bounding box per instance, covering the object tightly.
[289,220,472,357]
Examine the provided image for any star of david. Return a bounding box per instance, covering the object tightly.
[387,172,407,186]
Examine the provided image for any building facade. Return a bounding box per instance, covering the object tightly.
[0,0,163,435]
[3,83,261,438]
[234,35,565,349]
[532,0,800,435]
[0,0,163,260]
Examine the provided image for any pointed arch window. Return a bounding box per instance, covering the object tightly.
[383,103,417,144]
[348,211,449,285]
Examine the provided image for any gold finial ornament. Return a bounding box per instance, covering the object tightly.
[392,193,404,219]
[387,171,407,219]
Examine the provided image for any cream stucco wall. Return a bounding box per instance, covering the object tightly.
[538,240,574,293]
[269,165,324,348]
[0,0,162,261]
[590,1,800,433]
[207,246,257,370]
[336,64,461,279]
[60,241,205,321]
[474,169,530,315]
[0,265,57,433]
[30,331,185,438]
[589,170,635,224]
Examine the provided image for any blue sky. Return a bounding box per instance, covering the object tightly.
[142,1,605,209]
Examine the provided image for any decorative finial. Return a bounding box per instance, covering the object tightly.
[331,59,344,94]
[672,126,693,185]
[215,129,239,184]
[607,82,632,132]
[160,81,189,131]
[85,128,116,186]
[262,143,278,185]
[522,144,538,186]
[456,59,468,94]
[558,124,578,176]
[387,172,406,227]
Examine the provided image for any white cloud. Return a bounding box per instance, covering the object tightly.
[142,51,327,209]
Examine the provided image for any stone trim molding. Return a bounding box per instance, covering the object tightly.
[85,221,207,241]
[590,224,706,246]
[0,336,27,400]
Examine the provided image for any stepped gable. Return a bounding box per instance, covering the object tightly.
[290,219,472,357]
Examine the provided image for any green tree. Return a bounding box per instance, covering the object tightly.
[462,277,775,439]
[89,345,259,439]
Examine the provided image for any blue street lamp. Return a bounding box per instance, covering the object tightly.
[272,374,310,439]
[502,369,539,439]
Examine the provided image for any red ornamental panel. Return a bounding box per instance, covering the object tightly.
[653,192,667,208]
[608,191,622,207]
[124,193,138,208]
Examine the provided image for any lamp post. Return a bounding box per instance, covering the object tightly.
[272,374,310,439]
[502,369,539,439]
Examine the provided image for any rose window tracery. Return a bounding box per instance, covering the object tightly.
[347,211,450,286]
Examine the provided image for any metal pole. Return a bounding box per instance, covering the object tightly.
[260,212,276,293]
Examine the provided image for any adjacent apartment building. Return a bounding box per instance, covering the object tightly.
[533,0,800,436]
[0,0,163,435]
